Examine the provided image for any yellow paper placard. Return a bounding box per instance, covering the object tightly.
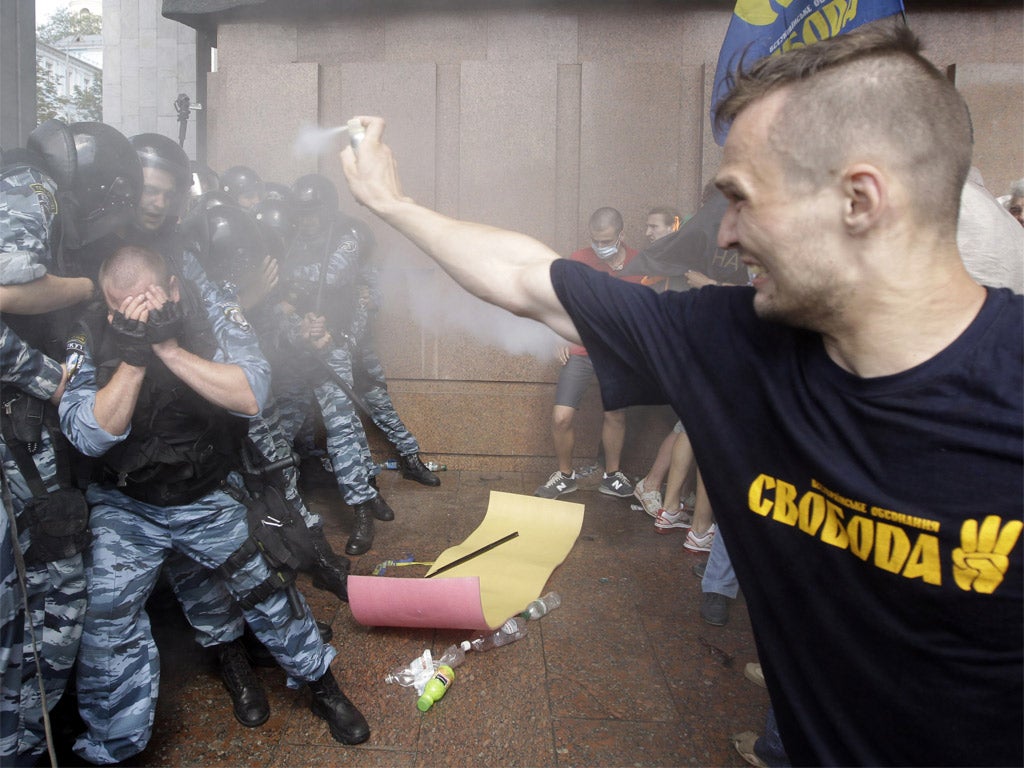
[427,490,584,628]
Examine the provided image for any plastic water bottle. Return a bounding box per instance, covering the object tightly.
[384,667,418,686]
[382,458,399,470]
[521,591,561,620]
[437,642,470,669]
[417,665,455,712]
[425,461,447,472]
[466,617,527,652]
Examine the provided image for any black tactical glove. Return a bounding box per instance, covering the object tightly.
[109,311,153,367]
[146,300,184,344]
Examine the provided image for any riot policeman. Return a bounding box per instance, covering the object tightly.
[59,245,369,763]
[0,118,135,762]
[290,175,439,484]
[129,135,350,728]
[220,165,264,210]
[183,203,352,599]
[276,173,439,556]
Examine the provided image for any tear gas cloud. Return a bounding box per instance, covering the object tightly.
[380,244,562,361]
[293,124,349,158]
[294,123,562,360]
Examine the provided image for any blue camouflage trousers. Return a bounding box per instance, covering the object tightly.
[74,481,336,765]
[0,435,86,760]
[0,499,25,761]
[325,341,419,459]
[276,341,418,508]
[276,379,375,507]
[164,398,324,650]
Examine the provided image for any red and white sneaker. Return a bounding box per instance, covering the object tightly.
[683,523,717,552]
[654,506,693,534]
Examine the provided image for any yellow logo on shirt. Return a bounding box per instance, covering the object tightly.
[747,474,1021,592]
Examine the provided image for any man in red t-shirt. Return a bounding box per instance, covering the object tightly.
[534,207,646,500]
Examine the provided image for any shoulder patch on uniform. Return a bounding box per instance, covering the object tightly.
[29,182,58,219]
[65,333,86,383]
[338,238,358,253]
[223,305,252,332]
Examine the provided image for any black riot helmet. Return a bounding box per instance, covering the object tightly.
[220,165,264,209]
[262,181,293,204]
[253,197,296,260]
[26,118,77,190]
[292,173,338,238]
[130,133,191,191]
[66,122,143,247]
[181,203,267,287]
[186,162,219,215]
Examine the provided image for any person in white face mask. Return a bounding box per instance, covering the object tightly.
[533,207,649,501]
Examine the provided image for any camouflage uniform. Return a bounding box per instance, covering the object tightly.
[0,483,25,760]
[152,241,338,660]
[278,217,418,505]
[59,270,336,765]
[1,164,88,760]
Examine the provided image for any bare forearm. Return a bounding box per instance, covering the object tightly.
[155,344,259,415]
[0,275,94,314]
[93,364,145,435]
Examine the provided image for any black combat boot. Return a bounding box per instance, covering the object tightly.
[216,639,270,727]
[308,667,370,745]
[399,453,441,486]
[345,502,374,555]
[366,492,395,521]
[308,525,351,601]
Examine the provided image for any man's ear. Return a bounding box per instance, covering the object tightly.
[842,164,886,236]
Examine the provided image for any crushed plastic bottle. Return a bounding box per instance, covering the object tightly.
[425,461,447,472]
[466,616,528,652]
[437,642,470,669]
[521,591,561,620]
[385,649,435,693]
[417,665,454,712]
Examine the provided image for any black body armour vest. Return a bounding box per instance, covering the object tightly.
[80,279,246,506]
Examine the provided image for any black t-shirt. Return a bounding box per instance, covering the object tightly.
[551,258,1023,767]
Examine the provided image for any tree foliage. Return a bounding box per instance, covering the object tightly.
[36,8,103,123]
[37,8,102,45]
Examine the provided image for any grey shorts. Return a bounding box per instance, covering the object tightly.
[554,354,595,408]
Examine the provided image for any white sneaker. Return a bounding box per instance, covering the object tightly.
[633,477,662,518]
[683,523,717,552]
[654,506,693,533]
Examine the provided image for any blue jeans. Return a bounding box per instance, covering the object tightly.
[701,529,738,598]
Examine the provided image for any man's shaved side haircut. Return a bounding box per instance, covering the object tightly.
[717,21,973,232]
[99,245,170,294]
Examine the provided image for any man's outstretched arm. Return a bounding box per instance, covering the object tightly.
[340,116,582,345]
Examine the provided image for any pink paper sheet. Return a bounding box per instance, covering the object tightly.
[347,575,489,630]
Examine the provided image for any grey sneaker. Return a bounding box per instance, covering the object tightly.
[534,470,578,499]
[700,592,731,626]
[599,471,634,498]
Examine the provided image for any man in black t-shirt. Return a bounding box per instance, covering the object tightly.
[339,23,1023,767]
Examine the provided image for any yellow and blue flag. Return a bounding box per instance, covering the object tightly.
[710,0,905,145]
